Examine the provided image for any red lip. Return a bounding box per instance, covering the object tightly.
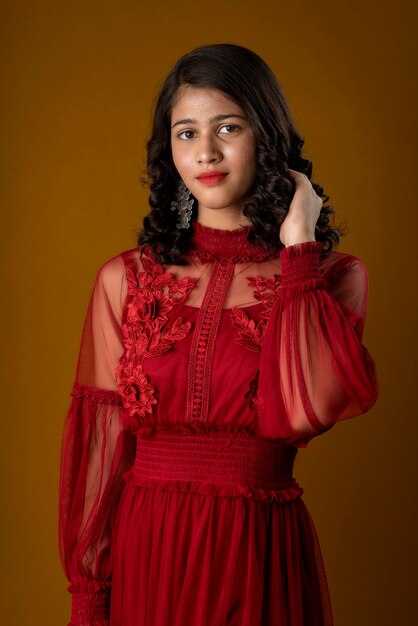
[197,171,228,180]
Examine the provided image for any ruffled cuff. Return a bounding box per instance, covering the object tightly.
[68,583,110,626]
[280,241,324,286]
[277,241,329,300]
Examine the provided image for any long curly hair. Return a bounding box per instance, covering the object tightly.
[137,43,343,265]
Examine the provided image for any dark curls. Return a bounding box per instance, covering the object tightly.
[137,43,343,265]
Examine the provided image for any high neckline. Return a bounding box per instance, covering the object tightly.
[189,220,277,263]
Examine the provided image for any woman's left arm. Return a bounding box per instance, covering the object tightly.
[258,241,379,446]
[257,170,379,446]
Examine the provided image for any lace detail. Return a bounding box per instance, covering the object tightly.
[230,272,282,349]
[186,259,235,422]
[116,246,198,432]
[229,308,265,353]
[247,273,282,315]
[230,273,282,407]
[189,249,277,264]
[70,383,122,405]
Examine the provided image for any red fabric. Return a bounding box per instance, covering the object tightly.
[258,241,379,447]
[58,221,378,625]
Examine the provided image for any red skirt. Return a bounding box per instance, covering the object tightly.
[110,429,333,626]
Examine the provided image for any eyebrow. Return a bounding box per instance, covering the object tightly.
[171,113,247,129]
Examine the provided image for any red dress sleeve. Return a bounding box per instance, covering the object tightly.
[58,255,135,626]
[258,241,379,447]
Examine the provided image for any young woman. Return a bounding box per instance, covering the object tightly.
[58,43,379,626]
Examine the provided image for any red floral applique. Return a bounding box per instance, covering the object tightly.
[230,273,281,352]
[230,273,281,407]
[229,308,264,353]
[246,274,282,322]
[244,369,260,409]
[116,246,198,432]
[116,362,157,420]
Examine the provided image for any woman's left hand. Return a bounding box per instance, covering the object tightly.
[279,169,323,247]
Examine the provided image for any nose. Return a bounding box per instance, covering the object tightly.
[196,132,222,164]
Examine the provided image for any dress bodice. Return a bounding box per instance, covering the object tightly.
[116,220,279,431]
[59,219,379,625]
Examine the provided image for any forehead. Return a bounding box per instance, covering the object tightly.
[171,86,244,119]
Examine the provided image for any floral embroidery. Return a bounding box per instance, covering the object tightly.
[244,369,260,409]
[116,246,198,432]
[228,308,264,353]
[247,274,282,318]
[230,273,281,407]
[116,362,158,419]
[230,273,281,352]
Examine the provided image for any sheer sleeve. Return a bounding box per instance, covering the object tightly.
[58,254,136,626]
[258,241,379,448]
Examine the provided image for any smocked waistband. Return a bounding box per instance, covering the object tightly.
[124,430,304,503]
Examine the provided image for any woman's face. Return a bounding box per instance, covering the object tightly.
[170,86,257,221]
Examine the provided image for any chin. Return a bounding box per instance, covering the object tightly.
[198,203,241,211]
[193,194,246,211]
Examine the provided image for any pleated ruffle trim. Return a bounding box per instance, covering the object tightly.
[122,467,304,503]
[122,424,303,503]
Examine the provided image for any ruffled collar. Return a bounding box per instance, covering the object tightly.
[189,220,277,263]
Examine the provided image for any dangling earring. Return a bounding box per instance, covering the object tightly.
[170,179,194,229]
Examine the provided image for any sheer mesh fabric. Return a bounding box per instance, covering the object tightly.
[133,244,378,444]
[163,256,277,309]
[257,242,378,446]
[58,255,136,622]
[58,224,379,625]
[156,245,368,314]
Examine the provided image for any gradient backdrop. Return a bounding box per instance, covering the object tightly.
[1,1,417,624]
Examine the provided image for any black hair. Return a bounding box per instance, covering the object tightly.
[137,43,343,264]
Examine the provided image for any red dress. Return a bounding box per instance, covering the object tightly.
[58,221,379,626]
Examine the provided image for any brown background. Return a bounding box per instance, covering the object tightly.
[1,1,417,624]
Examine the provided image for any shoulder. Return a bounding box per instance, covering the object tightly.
[95,247,143,287]
[90,248,144,319]
[320,249,370,318]
[320,248,368,284]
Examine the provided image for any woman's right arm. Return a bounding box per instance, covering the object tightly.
[58,254,135,626]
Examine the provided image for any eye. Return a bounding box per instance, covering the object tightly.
[177,129,196,140]
[176,124,240,140]
[218,124,239,134]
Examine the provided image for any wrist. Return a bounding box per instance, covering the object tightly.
[284,233,316,247]
[280,240,323,287]
[69,588,110,625]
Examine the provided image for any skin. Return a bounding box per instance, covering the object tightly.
[170,85,321,246]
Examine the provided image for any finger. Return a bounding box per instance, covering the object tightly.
[288,169,310,184]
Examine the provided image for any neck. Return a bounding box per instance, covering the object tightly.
[189,219,278,263]
[196,208,253,231]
